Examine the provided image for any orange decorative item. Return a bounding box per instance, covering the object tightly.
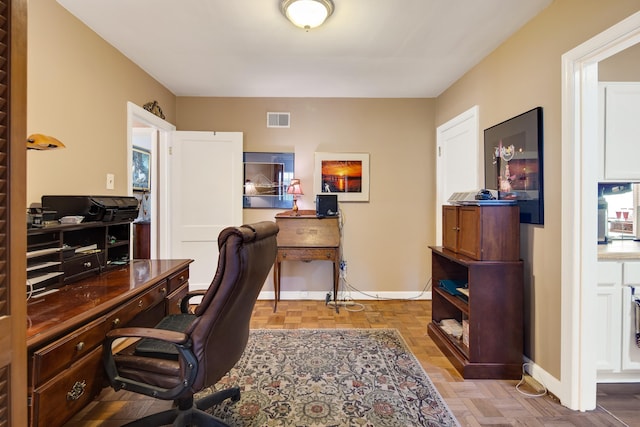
[26,134,66,150]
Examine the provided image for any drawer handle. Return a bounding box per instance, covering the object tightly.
[84,261,92,268]
[66,380,86,401]
[160,287,167,295]
[75,341,85,352]
[282,253,287,258]
[179,275,185,282]
[138,299,144,308]
[326,253,331,259]
[112,318,120,328]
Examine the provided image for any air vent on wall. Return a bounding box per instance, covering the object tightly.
[267,112,290,128]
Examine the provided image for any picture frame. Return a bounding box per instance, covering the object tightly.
[243,152,295,209]
[132,146,151,192]
[314,152,370,202]
[484,107,544,224]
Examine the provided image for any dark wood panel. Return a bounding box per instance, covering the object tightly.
[26,259,191,348]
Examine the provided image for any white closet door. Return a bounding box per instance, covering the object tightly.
[169,131,243,290]
[435,106,480,245]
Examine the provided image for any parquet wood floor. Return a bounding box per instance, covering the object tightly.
[65,300,635,426]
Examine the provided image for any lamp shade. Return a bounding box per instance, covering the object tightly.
[281,0,334,30]
[26,134,66,150]
[287,179,304,195]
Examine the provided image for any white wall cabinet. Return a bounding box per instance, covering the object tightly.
[599,82,640,181]
[597,260,640,382]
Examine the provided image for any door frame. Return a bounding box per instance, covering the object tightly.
[561,11,640,411]
[127,102,176,258]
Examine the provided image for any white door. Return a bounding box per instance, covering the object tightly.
[435,106,480,245]
[169,131,243,290]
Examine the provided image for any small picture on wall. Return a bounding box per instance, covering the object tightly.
[314,152,370,202]
[132,146,151,192]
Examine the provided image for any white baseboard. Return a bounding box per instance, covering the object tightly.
[523,355,562,401]
[258,290,432,301]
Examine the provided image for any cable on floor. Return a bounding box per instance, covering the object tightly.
[516,362,547,397]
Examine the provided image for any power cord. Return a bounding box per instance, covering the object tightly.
[340,276,432,301]
[26,279,33,301]
[515,362,547,397]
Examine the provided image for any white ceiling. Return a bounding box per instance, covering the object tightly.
[56,0,552,98]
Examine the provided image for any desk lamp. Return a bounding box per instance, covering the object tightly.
[287,179,303,216]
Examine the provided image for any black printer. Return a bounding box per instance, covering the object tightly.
[41,195,139,222]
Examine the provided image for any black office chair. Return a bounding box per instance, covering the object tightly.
[103,221,278,426]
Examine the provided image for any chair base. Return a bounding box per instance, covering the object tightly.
[122,387,241,427]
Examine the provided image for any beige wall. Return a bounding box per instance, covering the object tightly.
[177,97,436,295]
[436,0,640,379]
[600,42,640,80]
[26,0,176,205]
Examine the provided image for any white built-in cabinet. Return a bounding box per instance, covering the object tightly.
[598,82,640,181]
[596,260,640,381]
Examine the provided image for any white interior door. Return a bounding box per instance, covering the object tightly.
[169,131,243,290]
[435,106,480,245]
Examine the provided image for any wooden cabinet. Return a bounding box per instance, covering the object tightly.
[428,247,523,379]
[273,210,340,311]
[133,221,151,259]
[442,205,520,261]
[595,261,623,374]
[27,221,132,295]
[431,204,523,379]
[596,260,640,381]
[27,260,191,427]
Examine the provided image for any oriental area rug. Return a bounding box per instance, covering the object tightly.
[199,329,460,427]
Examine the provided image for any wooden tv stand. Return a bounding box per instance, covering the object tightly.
[26,259,192,427]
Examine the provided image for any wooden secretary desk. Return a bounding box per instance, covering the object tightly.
[273,210,340,311]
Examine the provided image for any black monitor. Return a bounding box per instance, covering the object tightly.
[316,194,338,217]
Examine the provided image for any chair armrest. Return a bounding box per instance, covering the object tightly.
[103,326,197,401]
[106,327,189,345]
[180,289,207,313]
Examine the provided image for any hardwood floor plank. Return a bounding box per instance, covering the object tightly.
[64,300,630,426]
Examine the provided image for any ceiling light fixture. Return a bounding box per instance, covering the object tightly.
[281,0,334,31]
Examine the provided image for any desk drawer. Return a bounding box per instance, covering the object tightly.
[167,267,189,293]
[31,316,107,387]
[31,346,105,427]
[63,253,103,283]
[278,248,338,262]
[105,281,168,330]
[166,282,189,315]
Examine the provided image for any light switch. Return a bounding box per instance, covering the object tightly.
[106,173,115,190]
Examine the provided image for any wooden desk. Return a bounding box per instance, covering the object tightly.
[26,259,192,427]
[273,210,340,311]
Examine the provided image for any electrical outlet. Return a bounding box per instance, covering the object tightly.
[339,260,347,279]
[106,173,115,190]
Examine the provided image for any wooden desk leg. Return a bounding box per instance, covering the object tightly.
[273,260,281,312]
[333,253,339,303]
